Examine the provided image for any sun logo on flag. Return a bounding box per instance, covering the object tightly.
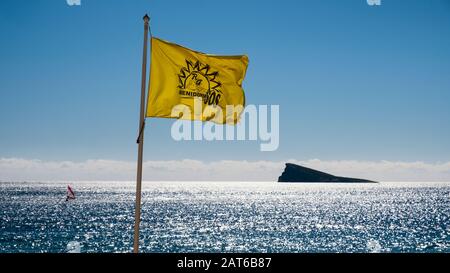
[178,60,222,106]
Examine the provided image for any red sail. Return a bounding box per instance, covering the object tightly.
[67,185,75,200]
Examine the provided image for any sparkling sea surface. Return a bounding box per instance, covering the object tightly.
[0,181,449,253]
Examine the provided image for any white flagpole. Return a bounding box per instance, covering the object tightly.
[134,14,150,254]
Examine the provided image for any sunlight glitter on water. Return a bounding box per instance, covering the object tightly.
[0,182,449,253]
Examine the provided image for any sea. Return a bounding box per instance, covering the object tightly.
[0,181,449,253]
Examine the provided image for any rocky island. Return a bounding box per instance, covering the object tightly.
[278,163,377,183]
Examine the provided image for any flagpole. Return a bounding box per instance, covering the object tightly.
[134,14,150,254]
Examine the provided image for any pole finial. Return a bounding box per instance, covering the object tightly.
[143,14,150,22]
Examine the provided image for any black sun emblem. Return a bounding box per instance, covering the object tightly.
[178,60,223,105]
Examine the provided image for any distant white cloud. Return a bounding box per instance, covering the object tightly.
[1,158,450,182]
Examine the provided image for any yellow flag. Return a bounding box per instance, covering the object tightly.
[146,37,249,124]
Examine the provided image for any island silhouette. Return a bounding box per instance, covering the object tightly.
[278,163,377,183]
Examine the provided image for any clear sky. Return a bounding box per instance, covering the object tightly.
[1,0,450,177]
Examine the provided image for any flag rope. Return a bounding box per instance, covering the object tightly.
[136,120,146,144]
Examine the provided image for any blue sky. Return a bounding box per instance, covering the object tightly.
[1,0,450,167]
